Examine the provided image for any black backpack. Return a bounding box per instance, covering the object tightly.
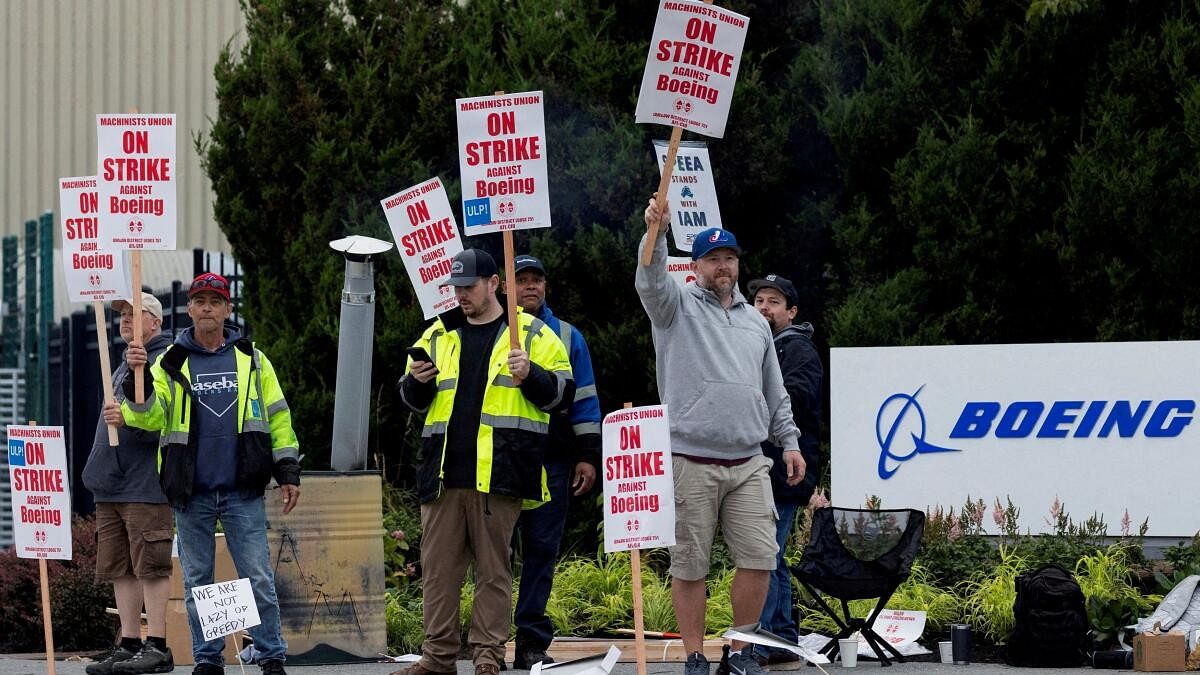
[1005,564,1089,667]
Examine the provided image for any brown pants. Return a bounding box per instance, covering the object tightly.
[419,488,522,671]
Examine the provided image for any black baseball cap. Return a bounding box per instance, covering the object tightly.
[748,274,799,308]
[513,254,547,276]
[446,249,499,286]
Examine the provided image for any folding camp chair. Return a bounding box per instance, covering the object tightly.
[790,507,925,667]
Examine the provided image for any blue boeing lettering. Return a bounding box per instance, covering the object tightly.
[948,399,1194,439]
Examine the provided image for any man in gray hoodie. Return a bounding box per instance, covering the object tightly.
[84,292,175,674]
[636,200,805,675]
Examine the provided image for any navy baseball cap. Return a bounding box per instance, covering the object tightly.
[513,254,547,276]
[748,274,799,308]
[691,227,741,260]
[446,249,498,286]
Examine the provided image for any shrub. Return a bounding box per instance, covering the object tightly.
[960,546,1030,644]
[0,516,115,652]
[385,587,424,655]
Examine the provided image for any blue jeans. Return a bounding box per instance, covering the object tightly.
[175,491,287,665]
[513,459,571,650]
[757,500,799,659]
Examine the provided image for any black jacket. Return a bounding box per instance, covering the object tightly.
[762,322,823,504]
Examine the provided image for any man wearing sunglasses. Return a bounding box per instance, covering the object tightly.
[112,272,300,675]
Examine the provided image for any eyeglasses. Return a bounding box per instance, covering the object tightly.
[191,277,228,291]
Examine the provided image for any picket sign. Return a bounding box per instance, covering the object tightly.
[15,422,59,675]
[60,175,130,445]
[637,0,749,265]
[603,402,678,675]
[97,106,179,403]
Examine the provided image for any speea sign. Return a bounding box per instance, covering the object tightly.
[833,342,1200,536]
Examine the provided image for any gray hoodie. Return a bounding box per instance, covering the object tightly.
[635,231,800,459]
[82,331,173,503]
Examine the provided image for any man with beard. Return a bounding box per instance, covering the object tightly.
[636,202,805,675]
[747,274,823,667]
[396,248,574,675]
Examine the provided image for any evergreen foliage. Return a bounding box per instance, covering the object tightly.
[202,0,1200,497]
[200,0,821,475]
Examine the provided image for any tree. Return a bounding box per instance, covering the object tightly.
[200,0,820,485]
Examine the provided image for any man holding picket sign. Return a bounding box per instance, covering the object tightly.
[395,248,573,675]
[633,3,789,672]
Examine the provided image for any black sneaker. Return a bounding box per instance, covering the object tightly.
[716,647,767,675]
[684,651,710,675]
[86,645,139,675]
[113,642,174,674]
[513,647,554,670]
[260,660,287,675]
[191,664,224,675]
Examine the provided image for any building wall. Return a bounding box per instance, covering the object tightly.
[1,0,245,252]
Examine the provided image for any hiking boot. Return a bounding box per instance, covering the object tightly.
[86,645,139,675]
[259,660,286,675]
[684,651,710,675]
[191,664,224,675]
[113,642,173,674]
[390,663,455,675]
[476,663,501,675]
[716,647,767,675]
[513,646,554,670]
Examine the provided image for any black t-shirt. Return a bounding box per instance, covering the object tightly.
[442,316,504,488]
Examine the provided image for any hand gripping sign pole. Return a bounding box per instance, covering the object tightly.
[635,0,749,265]
[495,91,523,373]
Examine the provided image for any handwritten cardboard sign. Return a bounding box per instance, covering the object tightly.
[190,578,262,642]
[602,405,675,553]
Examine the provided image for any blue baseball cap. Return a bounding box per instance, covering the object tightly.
[691,227,741,260]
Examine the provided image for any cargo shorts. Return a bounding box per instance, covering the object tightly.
[94,502,174,581]
[669,454,778,580]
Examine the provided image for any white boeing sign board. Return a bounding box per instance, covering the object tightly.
[831,341,1200,536]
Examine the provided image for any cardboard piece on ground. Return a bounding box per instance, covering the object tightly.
[532,644,621,675]
[506,638,727,663]
[1135,631,1186,672]
[722,624,830,665]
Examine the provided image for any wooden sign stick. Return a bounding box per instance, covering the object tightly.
[623,402,648,675]
[642,126,683,266]
[494,90,523,384]
[27,420,57,675]
[126,107,146,404]
[93,302,119,445]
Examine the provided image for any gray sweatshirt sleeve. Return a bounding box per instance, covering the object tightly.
[634,229,682,328]
[762,333,801,451]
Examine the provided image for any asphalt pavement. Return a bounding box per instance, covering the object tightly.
[0,655,1181,674]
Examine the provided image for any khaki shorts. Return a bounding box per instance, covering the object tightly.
[94,502,174,581]
[669,454,778,580]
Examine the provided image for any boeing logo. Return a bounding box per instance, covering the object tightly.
[875,386,959,480]
[875,386,1196,479]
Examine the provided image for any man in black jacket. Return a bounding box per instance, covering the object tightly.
[747,275,824,666]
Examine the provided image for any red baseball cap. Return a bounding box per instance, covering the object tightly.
[189,272,231,301]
